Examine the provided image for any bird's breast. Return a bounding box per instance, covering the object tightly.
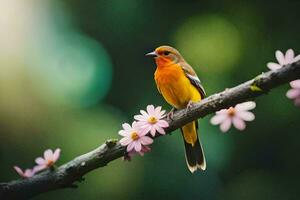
[154,64,201,109]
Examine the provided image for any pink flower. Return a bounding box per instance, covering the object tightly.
[267,49,300,70]
[267,49,300,107]
[286,80,300,106]
[210,101,256,132]
[119,122,153,152]
[34,148,61,172]
[13,166,35,178]
[123,145,151,161]
[134,105,169,136]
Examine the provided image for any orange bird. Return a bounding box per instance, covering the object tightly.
[146,45,206,173]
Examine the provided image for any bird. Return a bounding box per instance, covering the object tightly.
[146,45,206,173]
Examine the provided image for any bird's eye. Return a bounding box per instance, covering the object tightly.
[163,51,170,56]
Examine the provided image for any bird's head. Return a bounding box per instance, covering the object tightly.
[146,45,184,65]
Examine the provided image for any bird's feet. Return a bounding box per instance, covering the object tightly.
[167,108,176,120]
[185,101,195,114]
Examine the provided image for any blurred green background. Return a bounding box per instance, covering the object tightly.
[1,0,300,199]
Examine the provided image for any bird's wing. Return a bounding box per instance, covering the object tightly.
[180,62,206,98]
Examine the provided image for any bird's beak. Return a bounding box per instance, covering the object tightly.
[145,51,157,57]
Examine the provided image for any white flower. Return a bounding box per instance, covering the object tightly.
[210,101,256,132]
[267,49,300,70]
[134,105,169,136]
[34,148,61,172]
[119,122,153,152]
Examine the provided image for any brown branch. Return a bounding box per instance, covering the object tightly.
[1,61,300,200]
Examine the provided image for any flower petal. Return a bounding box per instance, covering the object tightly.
[134,142,142,152]
[53,148,61,162]
[267,62,282,70]
[235,101,256,111]
[136,121,147,126]
[122,123,132,131]
[156,120,169,128]
[14,166,34,178]
[275,50,285,65]
[146,105,155,115]
[118,130,129,137]
[24,169,34,178]
[159,110,166,117]
[216,109,227,115]
[14,166,24,176]
[44,149,53,160]
[134,114,147,121]
[290,80,300,89]
[232,117,246,130]
[155,125,166,134]
[120,137,132,146]
[220,118,232,132]
[154,106,162,115]
[132,121,142,130]
[140,110,149,117]
[140,136,153,145]
[285,49,295,63]
[35,157,46,165]
[286,89,300,99]
[236,111,255,121]
[210,113,228,125]
[139,125,152,135]
[127,142,135,152]
[293,54,300,62]
[33,165,47,173]
[150,126,156,136]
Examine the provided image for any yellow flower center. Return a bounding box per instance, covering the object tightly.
[227,107,236,117]
[131,132,139,141]
[148,116,157,124]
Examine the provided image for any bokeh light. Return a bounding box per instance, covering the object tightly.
[34,33,113,108]
[174,14,243,73]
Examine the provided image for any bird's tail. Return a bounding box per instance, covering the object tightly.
[181,121,206,173]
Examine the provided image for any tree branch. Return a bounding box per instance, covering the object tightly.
[1,61,300,200]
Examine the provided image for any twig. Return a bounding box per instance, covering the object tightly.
[1,61,300,200]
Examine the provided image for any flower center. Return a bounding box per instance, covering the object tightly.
[47,160,54,167]
[227,107,236,117]
[148,116,157,124]
[131,132,139,141]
